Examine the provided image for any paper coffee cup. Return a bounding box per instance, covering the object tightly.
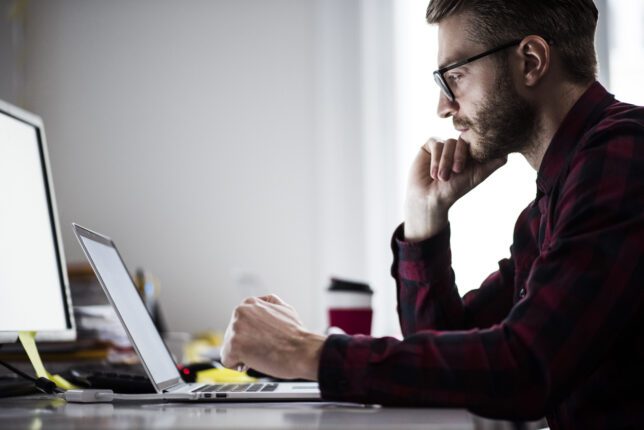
[326,278,373,335]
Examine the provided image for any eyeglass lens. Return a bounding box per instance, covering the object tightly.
[433,72,454,102]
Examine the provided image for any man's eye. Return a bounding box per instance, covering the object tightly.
[447,73,462,84]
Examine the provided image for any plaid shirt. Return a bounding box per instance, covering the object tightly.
[318,82,644,429]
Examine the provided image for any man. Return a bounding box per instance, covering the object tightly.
[221,0,644,428]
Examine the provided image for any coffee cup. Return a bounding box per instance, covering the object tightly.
[326,278,373,335]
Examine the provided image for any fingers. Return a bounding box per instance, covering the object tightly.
[221,349,243,370]
[245,295,294,319]
[423,138,466,181]
[453,139,468,173]
[257,294,285,305]
[221,301,256,369]
[423,139,442,180]
[438,139,457,181]
[241,295,295,323]
[245,294,289,307]
[220,315,241,369]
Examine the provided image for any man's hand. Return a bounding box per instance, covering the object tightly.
[404,138,507,241]
[220,294,326,381]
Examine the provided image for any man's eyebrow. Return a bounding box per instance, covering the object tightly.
[438,41,485,69]
[438,57,469,70]
[438,57,458,70]
[438,52,468,70]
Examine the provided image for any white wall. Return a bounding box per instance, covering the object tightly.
[315,0,402,337]
[0,0,19,104]
[21,0,325,333]
[4,0,418,337]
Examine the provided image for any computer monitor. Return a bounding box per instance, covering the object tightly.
[0,99,75,343]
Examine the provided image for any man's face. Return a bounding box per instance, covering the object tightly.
[437,13,540,162]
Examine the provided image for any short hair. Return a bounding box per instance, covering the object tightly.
[426,0,599,84]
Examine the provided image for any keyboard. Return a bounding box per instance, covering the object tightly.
[192,383,278,393]
[64,366,155,394]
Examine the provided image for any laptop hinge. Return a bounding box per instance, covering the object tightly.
[163,382,187,393]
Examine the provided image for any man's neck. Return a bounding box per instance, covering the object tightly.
[522,81,594,171]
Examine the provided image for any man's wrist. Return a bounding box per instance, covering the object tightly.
[404,198,449,242]
[297,332,326,381]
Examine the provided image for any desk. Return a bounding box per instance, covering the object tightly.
[0,396,544,429]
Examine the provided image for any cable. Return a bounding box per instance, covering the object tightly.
[0,359,63,394]
[0,359,36,381]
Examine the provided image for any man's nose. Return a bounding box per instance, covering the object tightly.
[437,92,458,118]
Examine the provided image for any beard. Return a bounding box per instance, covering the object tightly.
[455,65,541,162]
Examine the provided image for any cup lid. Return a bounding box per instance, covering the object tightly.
[328,278,373,294]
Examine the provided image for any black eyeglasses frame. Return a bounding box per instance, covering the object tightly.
[433,39,524,102]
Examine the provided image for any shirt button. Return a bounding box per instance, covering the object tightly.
[519,288,527,299]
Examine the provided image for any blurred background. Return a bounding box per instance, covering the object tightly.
[0,0,642,337]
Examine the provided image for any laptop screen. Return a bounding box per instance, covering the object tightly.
[76,227,180,388]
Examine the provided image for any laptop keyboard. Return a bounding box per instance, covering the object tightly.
[192,383,278,393]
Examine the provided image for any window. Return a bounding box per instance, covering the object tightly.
[394,2,535,298]
[606,0,644,105]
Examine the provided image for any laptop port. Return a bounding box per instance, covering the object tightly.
[216,393,227,398]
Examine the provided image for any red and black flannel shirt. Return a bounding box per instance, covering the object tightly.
[318,82,644,429]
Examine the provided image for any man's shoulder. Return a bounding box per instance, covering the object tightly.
[583,98,644,147]
[557,98,644,201]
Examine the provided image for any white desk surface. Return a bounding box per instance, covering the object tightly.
[0,396,543,429]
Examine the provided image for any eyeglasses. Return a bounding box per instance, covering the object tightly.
[433,39,523,102]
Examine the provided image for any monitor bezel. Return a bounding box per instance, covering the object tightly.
[0,99,76,341]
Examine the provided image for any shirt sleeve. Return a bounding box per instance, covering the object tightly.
[318,132,644,420]
[391,222,516,335]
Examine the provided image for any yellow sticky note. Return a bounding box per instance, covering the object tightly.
[18,331,78,390]
[49,374,77,391]
[18,331,48,378]
[196,368,257,384]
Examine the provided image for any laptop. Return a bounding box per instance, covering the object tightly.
[72,223,321,401]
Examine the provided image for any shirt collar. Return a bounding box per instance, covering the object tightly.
[536,81,615,194]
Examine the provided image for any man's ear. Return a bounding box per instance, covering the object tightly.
[518,35,551,87]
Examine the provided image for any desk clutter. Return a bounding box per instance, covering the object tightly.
[0,263,157,364]
[0,263,255,396]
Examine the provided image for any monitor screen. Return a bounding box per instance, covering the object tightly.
[0,100,74,340]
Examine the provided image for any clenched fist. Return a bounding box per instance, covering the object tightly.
[220,294,326,381]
